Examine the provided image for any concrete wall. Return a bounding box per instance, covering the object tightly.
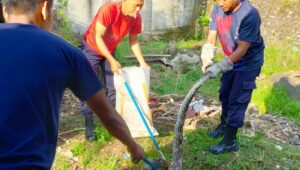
[67,0,201,34]
[67,0,110,33]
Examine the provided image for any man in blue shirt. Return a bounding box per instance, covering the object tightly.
[0,0,145,169]
[200,0,264,154]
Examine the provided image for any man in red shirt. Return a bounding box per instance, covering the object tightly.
[81,0,150,141]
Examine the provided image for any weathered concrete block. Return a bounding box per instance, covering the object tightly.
[269,72,300,101]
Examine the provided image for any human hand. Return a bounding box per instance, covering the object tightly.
[127,143,146,164]
[140,62,151,71]
[205,57,233,78]
[110,59,121,74]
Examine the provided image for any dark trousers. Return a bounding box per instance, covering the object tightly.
[80,41,116,115]
[219,69,261,128]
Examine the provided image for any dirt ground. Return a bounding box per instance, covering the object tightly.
[58,87,300,149]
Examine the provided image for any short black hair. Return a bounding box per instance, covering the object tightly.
[0,2,5,23]
[2,0,53,15]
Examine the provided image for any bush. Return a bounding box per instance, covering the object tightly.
[52,0,80,46]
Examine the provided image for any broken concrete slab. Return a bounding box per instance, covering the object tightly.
[160,51,200,74]
[269,72,300,101]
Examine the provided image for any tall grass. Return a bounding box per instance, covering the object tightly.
[252,81,300,124]
[250,44,300,123]
[261,44,300,76]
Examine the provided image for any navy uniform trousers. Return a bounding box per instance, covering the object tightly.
[219,69,261,128]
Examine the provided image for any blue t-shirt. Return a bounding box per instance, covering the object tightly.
[0,24,101,169]
[210,0,264,71]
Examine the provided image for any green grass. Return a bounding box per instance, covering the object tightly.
[261,44,300,76]
[115,36,167,66]
[176,40,203,49]
[71,141,86,157]
[146,39,221,98]
[55,124,116,169]
[252,81,300,124]
[183,128,300,170]
[52,154,72,170]
[150,63,220,98]
[54,124,300,169]
[250,44,300,124]
[91,157,117,170]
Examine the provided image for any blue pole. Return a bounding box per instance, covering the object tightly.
[143,158,159,170]
[124,81,166,160]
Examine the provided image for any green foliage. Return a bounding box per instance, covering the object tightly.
[56,0,69,12]
[198,12,210,27]
[195,11,210,39]
[71,141,86,157]
[54,0,79,46]
[94,124,113,144]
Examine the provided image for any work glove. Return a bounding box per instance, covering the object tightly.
[205,57,233,78]
[200,43,217,73]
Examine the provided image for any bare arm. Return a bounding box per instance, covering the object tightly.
[206,30,250,62]
[86,90,145,160]
[207,30,218,45]
[204,41,251,77]
[129,34,149,68]
[95,22,121,72]
[228,41,251,63]
[95,22,114,62]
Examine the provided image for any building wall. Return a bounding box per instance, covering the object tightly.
[67,0,202,34]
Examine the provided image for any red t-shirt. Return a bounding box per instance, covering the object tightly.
[84,2,142,56]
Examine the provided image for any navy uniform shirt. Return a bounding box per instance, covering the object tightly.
[210,0,265,71]
[0,23,101,169]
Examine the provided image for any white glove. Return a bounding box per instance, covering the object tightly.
[200,43,217,73]
[205,57,233,78]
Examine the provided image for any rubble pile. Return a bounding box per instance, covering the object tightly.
[150,94,300,148]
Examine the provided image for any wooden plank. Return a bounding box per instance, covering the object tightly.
[124,54,171,63]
